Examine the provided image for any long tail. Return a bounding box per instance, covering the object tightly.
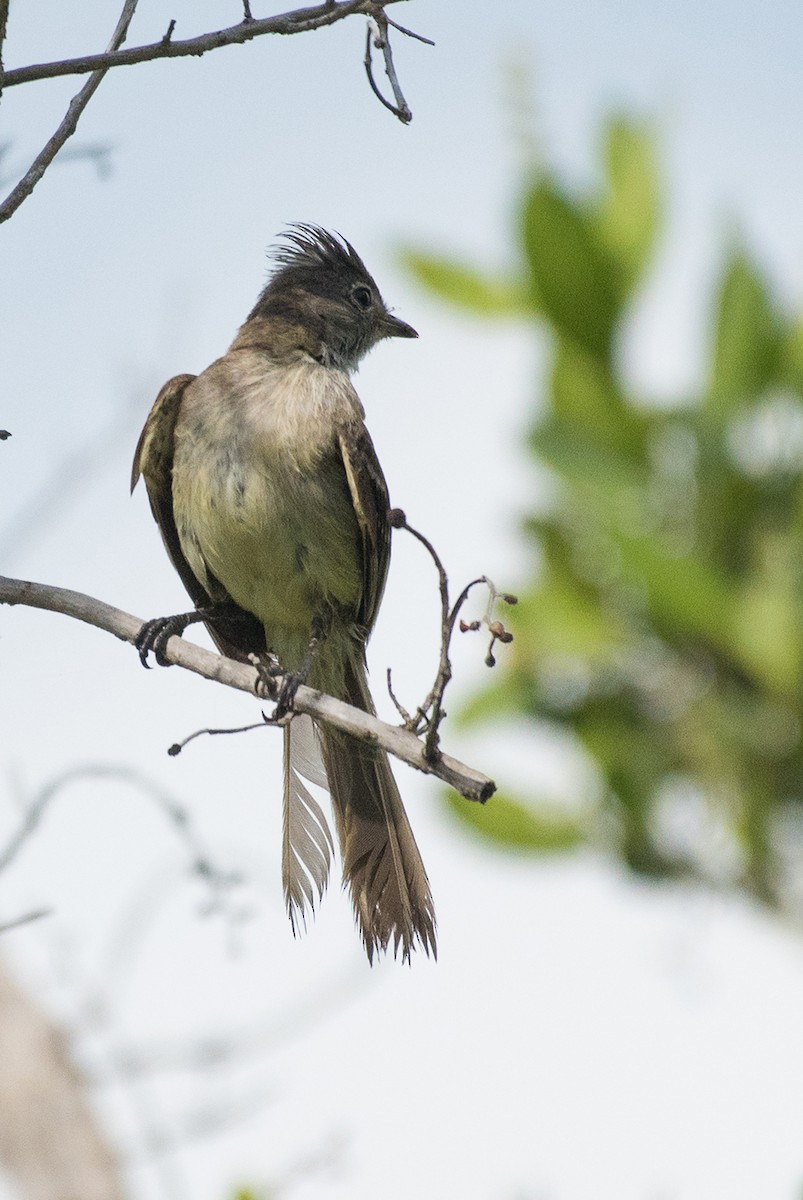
[321,654,437,963]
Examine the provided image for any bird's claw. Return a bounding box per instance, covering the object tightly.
[251,654,302,719]
[273,671,303,720]
[135,613,193,667]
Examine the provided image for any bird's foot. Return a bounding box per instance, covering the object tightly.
[273,670,304,720]
[252,652,284,702]
[135,609,205,667]
[251,654,304,720]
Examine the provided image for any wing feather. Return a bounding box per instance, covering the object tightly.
[132,373,264,660]
[337,422,391,634]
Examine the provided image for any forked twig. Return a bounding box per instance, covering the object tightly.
[0,0,138,223]
[388,509,516,763]
[362,6,431,125]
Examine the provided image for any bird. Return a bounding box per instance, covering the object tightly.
[131,225,436,962]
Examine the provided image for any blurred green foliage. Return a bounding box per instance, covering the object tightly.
[404,115,803,908]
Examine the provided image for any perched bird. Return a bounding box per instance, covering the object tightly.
[132,226,436,962]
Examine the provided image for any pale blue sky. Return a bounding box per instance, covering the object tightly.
[3,3,803,1198]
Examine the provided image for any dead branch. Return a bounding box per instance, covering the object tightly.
[0,575,496,803]
[389,510,516,762]
[0,765,243,920]
[364,8,412,124]
[0,908,51,936]
[0,0,138,223]
[0,0,429,222]
[0,1,410,89]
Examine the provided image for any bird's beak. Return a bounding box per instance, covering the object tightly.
[381,312,418,340]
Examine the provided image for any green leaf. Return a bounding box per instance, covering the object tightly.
[613,528,737,650]
[545,340,647,458]
[521,176,621,359]
[731,529,803,694]
[781,319,803,395]
[595,114,661,295]
[443,789,586,852]
[457,670,533,727]
[398,248,531,316]
[531,418,646,496]
[708,245,783,413]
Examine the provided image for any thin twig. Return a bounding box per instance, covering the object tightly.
[0,575,496,802]
[0,0,138,224]
[0,142,114,190]
[167,718,277,757]
[389,510,516,761]
[386,667,414,725]
[0,0,9,108]
[0,0,404,88]
[364,10,411,124]
[384,13,434,45]
[0,766,242,914]
[0,908,51,935]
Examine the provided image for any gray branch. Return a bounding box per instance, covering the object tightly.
[0,0,421,225]
[0,575,496,803]
[0,0,138,224]
[0,0,406,87]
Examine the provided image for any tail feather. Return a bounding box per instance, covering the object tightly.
[282,718,335,933]
[322,657,436,963]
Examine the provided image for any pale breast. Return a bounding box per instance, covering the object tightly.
[171,351,365,636]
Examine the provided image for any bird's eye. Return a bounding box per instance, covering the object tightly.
[351,286,373,311]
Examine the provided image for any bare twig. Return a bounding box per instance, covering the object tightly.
[0,0,421,223]
[0,575,496,802]
[0,766,242,919]
[364,10,412,124]
[384,13,434,44]
[0,0,138,224]
[389,509,516,762]
[386,667,414,725]
[0,0,9,108]
[0,142,113,190]
[167,717,277,756]
[0,908,51,935]
[0,0,406,88]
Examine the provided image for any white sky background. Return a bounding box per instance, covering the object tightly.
[2,2,803,1198]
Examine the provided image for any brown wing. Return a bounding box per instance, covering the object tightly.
[338,421,391,635]
[132,374,265,661]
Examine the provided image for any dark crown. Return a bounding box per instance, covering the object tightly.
[270,224,371,279]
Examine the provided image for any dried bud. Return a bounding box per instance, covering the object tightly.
[167,743,181,757]
[460,619,481,633]
[485,651,496,668]
[501,592,518,605]
[388,507,406,529]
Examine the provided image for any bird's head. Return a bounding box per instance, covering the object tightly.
[244,224,417,370]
